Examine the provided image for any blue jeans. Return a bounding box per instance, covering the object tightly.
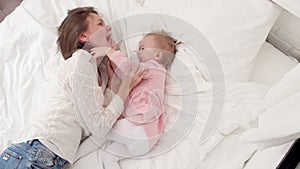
[0,139,69,169]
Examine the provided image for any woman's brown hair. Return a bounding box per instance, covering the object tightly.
[57,7,98,60]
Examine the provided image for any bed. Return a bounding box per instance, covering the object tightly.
[0,0,300,169]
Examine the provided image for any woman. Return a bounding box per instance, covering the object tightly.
[0,7,144,169]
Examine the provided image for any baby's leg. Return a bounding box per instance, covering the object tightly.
[105,118,151,157]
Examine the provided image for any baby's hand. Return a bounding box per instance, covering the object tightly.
[90,47,111,59]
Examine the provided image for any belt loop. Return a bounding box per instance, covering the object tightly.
[27,139,35,146]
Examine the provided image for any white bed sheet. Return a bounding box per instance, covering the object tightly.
[0,0,296,169]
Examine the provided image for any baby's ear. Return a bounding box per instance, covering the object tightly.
[154,51,163,61]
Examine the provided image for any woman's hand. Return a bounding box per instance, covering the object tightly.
[106,60,120,93]
[112,61,148,102]
[90,47,112,59]
[107,60,147,92]
[118,62,147,91]
[129,69,148,91]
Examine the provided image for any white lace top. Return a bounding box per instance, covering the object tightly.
[17,49,123,163]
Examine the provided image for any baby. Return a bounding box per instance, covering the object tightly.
[80,32,179,169]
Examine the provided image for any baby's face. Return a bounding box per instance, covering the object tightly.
[137,35,159,63]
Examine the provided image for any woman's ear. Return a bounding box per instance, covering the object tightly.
[79,33,89,43]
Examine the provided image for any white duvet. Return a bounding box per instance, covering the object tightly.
[0,0,283,169]
[241,64,300,149]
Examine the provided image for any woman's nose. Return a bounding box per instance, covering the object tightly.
[105,25,112,32]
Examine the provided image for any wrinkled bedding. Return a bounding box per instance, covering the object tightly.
[0,0,291,169]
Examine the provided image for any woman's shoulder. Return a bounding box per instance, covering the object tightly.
[60,49,93,71]
[57,49,88,82]
[72,49,92,58]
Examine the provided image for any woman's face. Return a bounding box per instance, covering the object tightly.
[86,13,106,36]
[137,35,160,63]
[80,13,111,44]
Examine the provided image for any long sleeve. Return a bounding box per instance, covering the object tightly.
[71,50,124,137]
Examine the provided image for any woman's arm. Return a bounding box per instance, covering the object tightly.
[72,50,146,137]
[72,51,122,137]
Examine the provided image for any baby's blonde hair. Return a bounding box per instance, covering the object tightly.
[145,31,181,69]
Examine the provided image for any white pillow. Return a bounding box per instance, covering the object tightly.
[250,42,298,85]
[108,2,223,83]
[263,63,300,109]
[140,0,282,82]
[19,0,113,33]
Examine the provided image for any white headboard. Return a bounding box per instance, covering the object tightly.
[271,0,300,17]
[267,2,300,60]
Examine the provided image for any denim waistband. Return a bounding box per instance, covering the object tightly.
[8,139,69,167]
[12,139,69,167]
[13,139,49,155]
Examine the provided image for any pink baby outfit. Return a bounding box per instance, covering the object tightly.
[109,50,166,152]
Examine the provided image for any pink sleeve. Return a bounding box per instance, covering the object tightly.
[109,50,127,67]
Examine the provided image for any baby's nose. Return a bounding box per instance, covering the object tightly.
[136,50,141,56]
